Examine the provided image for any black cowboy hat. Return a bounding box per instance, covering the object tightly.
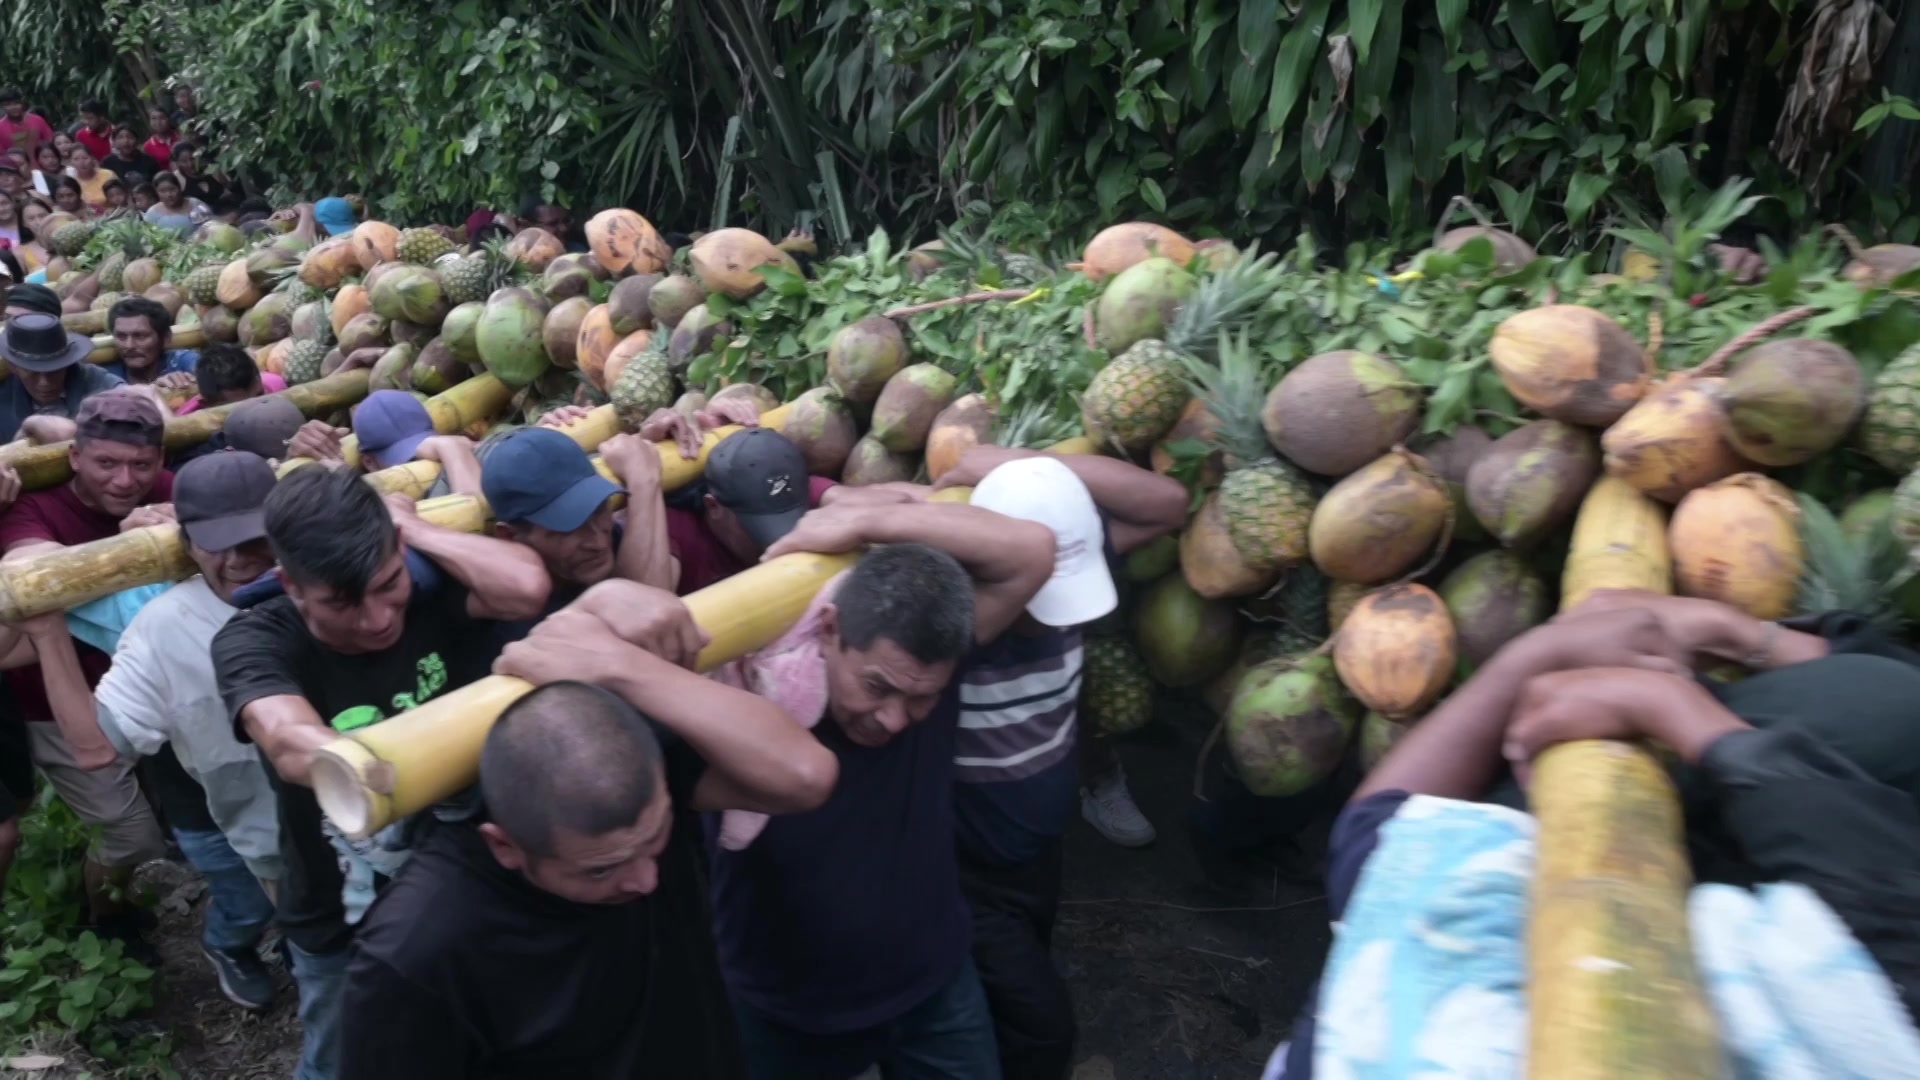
[0,312,93,373]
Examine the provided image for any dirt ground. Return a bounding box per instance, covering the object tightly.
[13,700,1332,1080]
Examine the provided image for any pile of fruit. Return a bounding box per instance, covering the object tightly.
[33,202,1920,800]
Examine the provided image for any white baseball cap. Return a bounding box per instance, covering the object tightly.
[970,456,1117,627]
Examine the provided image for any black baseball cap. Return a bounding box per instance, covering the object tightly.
[5,284,62,317]
[176,451,276,551]
[706,429,810,550]
[481,427,623,532]
[223,397,305,459]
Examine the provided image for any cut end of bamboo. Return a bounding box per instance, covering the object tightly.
[311,739,394,841]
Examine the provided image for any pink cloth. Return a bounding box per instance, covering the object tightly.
[707,571,844,849]
[175,373,288,415]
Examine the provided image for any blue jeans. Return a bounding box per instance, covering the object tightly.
[171,826,275,953]
[288,940,349,1080]
[733,959,1002,1080]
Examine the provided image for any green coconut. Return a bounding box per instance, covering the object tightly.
[291,300,332,344]
[1719,340,1867,467]
[336,312,392,355]
[608,274,661,334]
[370,266,449,328]
[667,303,731,371]
[1465,419,1599,547]
[1133,573,1243,688]
[410,338,469,395]
[1836,490,1920,621]
[1263,351,1423,476]
[1410,425,1494,544]
[1358,711,1413,772]
[1438,550,1551,671]
[542,255,599,303]
[1225,655,1358,796]
[1125,535,1180,582]
[827,317,908,405]
[196,221,245,253]
[1094,257,1196,354]
[236,292,294,348]
[475,291,552,388]
[648,275,707,330]
[369,342,417,392]
[440,302,485,364]
[782,387,860,476]
[841,435,918,486]
[869,364,958,453]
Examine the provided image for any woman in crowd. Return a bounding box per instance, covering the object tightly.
[0,197,35,273]
[171,143,225,207]
[145,172,206,236]
[66,145,115,212]
[50,130,75,161]
[30,143,61,198]
[102,178,131,218]
[51,176,87,218]
[143,107,178,170]
[18,197,53,269]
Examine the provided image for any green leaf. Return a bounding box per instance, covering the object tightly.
[1265,0,1332,134]
[1384,124,1413,226]
[1436,0,1468,52]
[1504,0,1560,74]
[1489,178,1535,235]
[1409,34,1456,184]
[1350,0,1387,62]
[1140,177,1168,214]
[1564,172,1613,229]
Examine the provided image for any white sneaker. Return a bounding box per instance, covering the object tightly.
[1081,768,1155,847]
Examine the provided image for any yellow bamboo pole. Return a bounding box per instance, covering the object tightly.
[1530,476,1717,1076]
[0,369,372,492]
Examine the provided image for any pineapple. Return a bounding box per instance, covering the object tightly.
[608,339,677,430]
[396,228,455,266]
[1081,249,1281,453]
[445,239,522,305]
[284,339,330,385]
[1181,330,1317,572]
[184,262,226,307]
[96,251,128,292]
[1861,344,1920,475]
[1248,565,1332,651]
[993,398,1082,450]
[1081,635,1154,735]
[50,221,95,257]
[284,280,325,307]
[1803,491,1918,631]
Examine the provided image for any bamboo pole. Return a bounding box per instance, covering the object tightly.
[0,369,372,492]
[0,325,214,381]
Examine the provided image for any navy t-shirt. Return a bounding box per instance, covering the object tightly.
[706,688,971,1035]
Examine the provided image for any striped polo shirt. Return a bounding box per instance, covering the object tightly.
[952,625,1085,865]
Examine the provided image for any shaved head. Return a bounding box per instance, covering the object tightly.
[480,681,664,857]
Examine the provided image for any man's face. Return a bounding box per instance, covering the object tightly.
[284,547,411,654]
[17,367,65,405]
[208,378,263,408]
[112,129,136,155]
[189,538,275,604]
[69,439,163,518]
[501,504,616,587]
[174,87,194,112]
[0,171,23,197]
[483,773,672,905]
[534,205,569,235]
[82,111,106,133]
[702,497,761,564]
[2,102,23,121]
[821,611,956,748]
[112,316,165,372]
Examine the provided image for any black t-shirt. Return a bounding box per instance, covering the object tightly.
[140,742,216,833]
[339,736,747,1080]
[211,577,497,955]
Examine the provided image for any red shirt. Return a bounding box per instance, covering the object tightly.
[75,126,113,163]
[0,473,175,722]
[668,475,835,595]
[0,114,54,157]
[143,136,175,170]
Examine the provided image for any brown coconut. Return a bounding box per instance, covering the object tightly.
[667,304,731,371]
[1465,419,1600,547]
[542,296,592,370]
[576,304,621,391]
[143,281,185,318]
[237,293,295,349]
[586,209,673,277]
[781,387,860,475]
[1262,351,1422,477]
[1717,340,1866,467]
[337,312,392,355]
[1434,226,1538,274]
[710,382,781,415]
[199,305,240,343]
[1308,449,1451,584]
[1439,550,1550,670]
[1409,425,1494,543]
[122,258,163,295]
[907,241,946,282]
[602,330,656,391]
[1601,375,1747,502]
[300,237,359,290]
[870,364,958,453]
[1081,223,1197,281]
[1333,584,1457,718]
[1181,492,1282,599]
[368,343,417,392]
[648,276,707,330]
[1193,238,1239,272]
[607,274,661,335]
[331,284,371,337]
[926,394,994,481]
[506,228,565,273]
[1669,473,1806,620]
[1843,244,1920,288]
[690,229,800,301]
[1151,398,1224,488]
[826,317,908,405]
[842,435,918,486]
[1488,304,1649,426]
[352,222,400,273]
[215,260,262,310]
[320,348,347,377]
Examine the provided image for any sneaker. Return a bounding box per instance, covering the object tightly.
[203,945,275,1011]
[1081,767,1156,847]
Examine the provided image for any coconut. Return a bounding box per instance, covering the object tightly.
[320,348,347,377]
[336,312,392,355]
[1439,551,1550,671]
[1359,712,1413,771]
[506,228,565,273]
[542,297,592,370]
[690,228,800,300]
[1224,655,1357,796]
[925,394,993,481]
[1262,351,1422,477]
[1465,419,1599,547]
[410,339,469,395]
[607,274,661,334]
[200,304,240,343]
[476,291,554,389]
[1308,449,1450,584]
[370,266,449,328]
[667,303,731,371]
[1488,305,1649,426]
[390,320,432,347]
[440,302,486,364]
[299,237,359,291]
[1843,244,1920,288]
[369,343,417,392]
[586,209,673,276]
[122,258,162,295]
[1133,573,1242,688]
[196,221,245,253]
[674,391,710,417]
[1193,238,1239,272]
[244,246,300,288]
[1718,340,1866,467]
[598,330,654,392]
[648,275,707,330]
[1180,491,1283,599]
[1127,535,1180,583]
[907,241,946,281]
[774,388,857,475]
[1332,584,1457,718]
[363,261,406,295]
[1201,629,1279,717]
[542,258,597,303]
[826,317,908,405]
[237,293,295,348]
[143,281,185,318]
[291,301,330,344]
[86,292,121,315]
[869,364,958,453]
[841,435,918,486]
[1409,425,1493,544]
[710,382,781,415]
[1082,222,1197,281]
[331,285,371,337]
[352,221,400,273]
[1151,399,1224,488]
[215,259,262,310]
[1433,226,1538,274]
[575,305,621,391]
[1669,473,1805,619]
[1093,257,1196,354]
[1601,375,1747,502]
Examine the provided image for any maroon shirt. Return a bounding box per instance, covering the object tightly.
[75,126,113,163]
[0,473,174,722]
[667,475,835,595]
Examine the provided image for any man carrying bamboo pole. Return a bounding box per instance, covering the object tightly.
[102,296,199,391]
[0,312,124,451]
[338,584,838,1078]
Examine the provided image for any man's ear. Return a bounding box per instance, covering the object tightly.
[478,823,525,872]
[820,603,839,646]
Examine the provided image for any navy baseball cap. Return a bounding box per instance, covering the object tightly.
[354,390,435,464]
[482,427,623,532]
[706,429,810,550]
